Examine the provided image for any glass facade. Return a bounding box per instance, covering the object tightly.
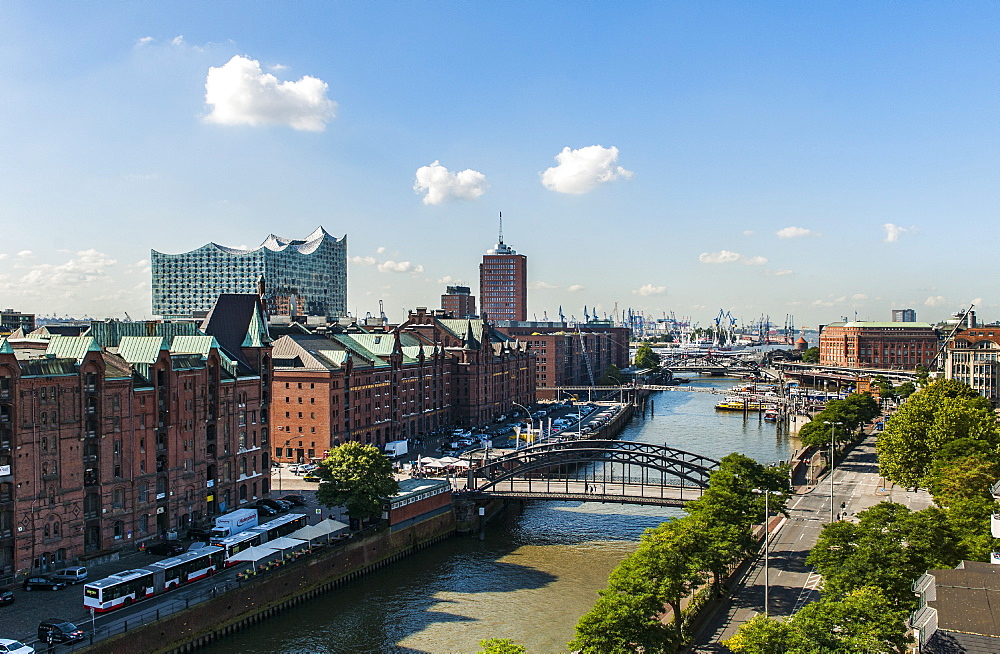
[151,227,346,318]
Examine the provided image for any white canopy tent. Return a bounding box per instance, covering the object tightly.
[265,536,309,554]
[227,545,282,566]
[289,520,349,544]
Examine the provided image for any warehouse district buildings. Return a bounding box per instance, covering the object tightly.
[0,298,534,580]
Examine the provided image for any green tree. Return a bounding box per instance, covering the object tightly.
[726,587,911,654]
[800,347,820,363]
[315,441,399,525]
[477,638,527,654]
[723,613,799,654]
[598,364,624,385]
[806,503,961,608]
[895,381,916,399]
[876,379,999,487]
[926,453,1000,559]
[634,343,662,369]
[569,591,674,654]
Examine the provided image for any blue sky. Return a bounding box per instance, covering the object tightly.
[1,2,997,329]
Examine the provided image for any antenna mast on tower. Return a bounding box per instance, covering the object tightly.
[498,211,503,244]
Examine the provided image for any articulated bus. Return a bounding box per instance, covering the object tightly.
[214,530,264,563]
[249,513,307,542]
[83,547,225,613]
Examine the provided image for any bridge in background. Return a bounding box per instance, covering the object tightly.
[460,439,720,507]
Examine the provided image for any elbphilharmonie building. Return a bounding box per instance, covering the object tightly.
[151,227,347,319]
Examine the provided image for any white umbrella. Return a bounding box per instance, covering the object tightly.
[424,460,448,468]
[451,459,471,468]
[418,456,438,465]
[439,456,461,464]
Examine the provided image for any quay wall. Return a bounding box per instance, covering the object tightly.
[82,511,456,654]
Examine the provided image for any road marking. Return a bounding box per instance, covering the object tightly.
[792,570,823,613]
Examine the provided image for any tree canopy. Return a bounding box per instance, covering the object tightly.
[876,379,1000,487]
[725,587,911,654]
[477,638,527,654]
[806,502,961,608]
[800,347,820,363]
[315,441,399,524]
[634,344,662,370]
[797,392,880,448]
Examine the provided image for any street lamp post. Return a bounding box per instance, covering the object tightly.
[823,420,843,523]
[752,488,774,614]
[511,402,532,449]
[278,438,293,496]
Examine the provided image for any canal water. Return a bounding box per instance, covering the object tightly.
[203,377,794,654]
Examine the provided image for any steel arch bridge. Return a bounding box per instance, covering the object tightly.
[463,440,720,507]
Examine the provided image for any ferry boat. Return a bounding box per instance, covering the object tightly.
[714,400,775,412]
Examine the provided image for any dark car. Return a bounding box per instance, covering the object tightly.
[38,619,84,644]
[22,576,66,591]
[280,494,307,506]
[257,499,288,513]
[0,590,13,606]
[253,503,278,517]
[186,527,213,542]
[142,542,185,556]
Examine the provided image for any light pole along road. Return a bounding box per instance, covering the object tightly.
[689,432,935,652]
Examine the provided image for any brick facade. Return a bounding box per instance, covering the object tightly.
[819,321,938,370]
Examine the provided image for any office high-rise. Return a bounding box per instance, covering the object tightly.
[479,224,527,322]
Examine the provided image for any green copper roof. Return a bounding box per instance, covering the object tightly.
[241,303,272,348]
[329,334,390,368]
[45,335,101,362]
[170,335,220,358]
[86,321,203,349]
[0,338,12,355]
[117,337,169,365]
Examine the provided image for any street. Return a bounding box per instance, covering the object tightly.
[690,433,934,651]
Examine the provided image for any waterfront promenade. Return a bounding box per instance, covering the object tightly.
[689,432,934,651]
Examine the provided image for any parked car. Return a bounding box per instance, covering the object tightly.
[37,619,84,644]
[0,638,32,654]
[257,499,288,513]
[22,576,66,591]
[280,494,307,506]
[0,590,13,606]
[302,472,321,482]
[51,566,88,584]
[253,504,278,517]
[186,527,213,542]
[142,542,185,556]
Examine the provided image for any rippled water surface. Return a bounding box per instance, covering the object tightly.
[203,378,794,653]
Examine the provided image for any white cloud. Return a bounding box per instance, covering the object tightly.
[136,36,153,47]
[883,223,907,243]
[204,55,337,131]
[698,250,768,266]
[567,284,586,292]
[633,284,667,296]
[812,299,836,308]
[972,297,983,306]
[529,281,556,290]
[0,254,7,260]
[171,35,185,46]
[851,294,869,301]
[350,256,376,266]
[743,230,755,237]
[376,246,386,254]
[764,268,793,276]
[776,226,817,239]
[541,145,633,194]
[19,250,117,289]
[413,161,488,205]
[924,295,947,307]
[377,260,424,274]
[16,250,33,259]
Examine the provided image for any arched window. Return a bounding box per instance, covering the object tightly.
[53,521,60,538]
[239,484,247,501]
[43,523,50,538]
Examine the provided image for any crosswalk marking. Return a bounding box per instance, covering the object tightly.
[792,569,823,613]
